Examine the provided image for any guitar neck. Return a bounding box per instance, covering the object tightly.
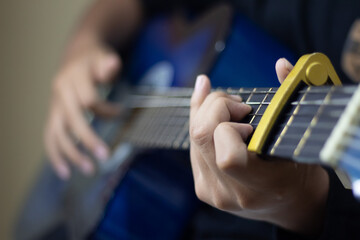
[112,84,355,163]
[117,86,276,149]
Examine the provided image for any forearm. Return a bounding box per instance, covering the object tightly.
[64,0,144,61]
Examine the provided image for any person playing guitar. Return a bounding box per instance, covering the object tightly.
[29,0,360,239]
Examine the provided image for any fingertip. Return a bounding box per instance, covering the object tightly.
[80,160,95,175]
[106,54,120,71]
[275,58,293,84]
[237,123,254,141]
[191,75,211,109]
[245,123,254,135]
[194,75,210,92]
[229,94,242,102]
[56,163,71,180]
[96,53,120,82]
[94,145,110,162]
[243,103,253,112]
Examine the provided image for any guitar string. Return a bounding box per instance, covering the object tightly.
[129,86,356,99]
[119,85,354,152]
[123,96,350,135]
[131,85,356,94]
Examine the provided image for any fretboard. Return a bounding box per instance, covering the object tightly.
[110,85,355,163]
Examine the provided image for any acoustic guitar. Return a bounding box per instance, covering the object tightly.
[15,6,359,240]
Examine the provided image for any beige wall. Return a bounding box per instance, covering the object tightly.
[0,1,92,238]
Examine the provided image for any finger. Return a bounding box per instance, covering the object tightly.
[54,118,95,175]
[93,51,121,83]
[90,101,123,118]
[190,145,211,186]
[59,85,110,162]
[213,122,254,177]
[191,95,251,150]
[199,94,251,123]
[275,58,294,83]
[72,71,121,118]
[44,127,71,180]
[191,144,236,210]
[191,98,252,175]
[213,122,301,191]
[190,75,211,120]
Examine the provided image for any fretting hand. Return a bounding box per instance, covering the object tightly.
[189,59,329,235]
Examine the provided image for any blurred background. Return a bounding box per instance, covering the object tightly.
[0,0,91,238]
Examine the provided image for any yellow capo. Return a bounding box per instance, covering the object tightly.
[248,53,342,154]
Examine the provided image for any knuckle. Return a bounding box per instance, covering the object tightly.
[214,122,232,135]
[194,176,208,202]
[190,124,212,146]
[212,196,231,211]
[195,183,208,203]
[213,97,227,106]
[82,93,98,108]
[78,129,98,150]
[236,193,256,210]
[216,152,238,172]
[212,97,228,110]
[67,148,82,164]
[208,91,227,100]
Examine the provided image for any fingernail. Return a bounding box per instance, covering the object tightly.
[230,94,242,101]
[95,145,109,162]
[195,75,205,91]
[243,103,253,112]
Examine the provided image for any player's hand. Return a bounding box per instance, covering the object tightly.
[44,38,121,180]
[189,59,329,235]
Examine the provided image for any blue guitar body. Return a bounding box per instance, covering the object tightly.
[91,9,295,240]
[15,6,295,240]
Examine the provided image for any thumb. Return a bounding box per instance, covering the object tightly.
[275,58,294,84]
[93,51,121,83]
[190,75,211,118]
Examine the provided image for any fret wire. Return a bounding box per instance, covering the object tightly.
[248,88,257,124]
[293,86,335,157]
[124,105,343,147]
[270,86,309,155]
[124,106,343,148]
[250,88,271,124]
[122,84,356,151]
